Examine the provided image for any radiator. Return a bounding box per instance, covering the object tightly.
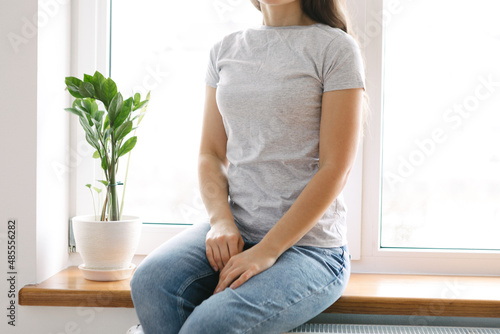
[286,324,500,334]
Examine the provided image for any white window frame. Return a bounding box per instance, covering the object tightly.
[70,0,111,217]
[351,0,500,275]
[73,0,500,275]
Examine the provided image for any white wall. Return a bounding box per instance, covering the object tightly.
[0,0,139,333]
[36,0,71,285]
[0,0,39,332]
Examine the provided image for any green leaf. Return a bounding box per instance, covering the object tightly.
[85,184,91,189]
[93,187,102,194]
[103,115,109,130]
[117,136,137,158]
[101,158,108,171]
[83,74,93,83]
[108,93,123,127]
[79,116,94,136]
[78,99,97,126]
[114,97,133,129]
[103,127,112,144]
[95,110,105,123]
[92,150,100,159]
[86,114,94,127]
[101,77,118,109]
[114,120,133,142]
[87,99,98,119]
[137,91,150,125]
[65,77,84,98]
[85,132,100,150]
[74,99,89,114]
[82,98,91,110]
[91,71,106,102]
[132,100,148,111]
[133,92,140,105]
[74,105,87,116]
[98,180,109,186]
[79,81,95,98]
[64,107,83,118]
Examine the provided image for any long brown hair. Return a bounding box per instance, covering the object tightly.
[249,0,353,35]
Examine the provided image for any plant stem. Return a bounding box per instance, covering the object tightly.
[119,143,133,220]
[101,191,108,221]
[88,187,97,221]
[108,133,120,221]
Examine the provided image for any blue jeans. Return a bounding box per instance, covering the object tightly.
[130,222,350,334]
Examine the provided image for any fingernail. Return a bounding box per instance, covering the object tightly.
[212,266,218,272]
[214,288,221,294]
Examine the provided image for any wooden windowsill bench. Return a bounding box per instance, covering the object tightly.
[19,267,500,318]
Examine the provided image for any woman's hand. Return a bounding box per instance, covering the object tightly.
[214,243,279,294]
[206,219,244,272]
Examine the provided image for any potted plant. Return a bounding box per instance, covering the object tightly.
[64,71,149,281]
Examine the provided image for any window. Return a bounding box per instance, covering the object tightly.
[74,0,500,274]
[380,0,500,250]
[109,0,363,258]
[110,0,260,224]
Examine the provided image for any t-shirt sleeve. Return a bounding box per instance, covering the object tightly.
[323,33,365,92]
[205,40,222,88]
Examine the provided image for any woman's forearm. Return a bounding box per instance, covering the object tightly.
[259,165,351,257]
[198,153,234,225]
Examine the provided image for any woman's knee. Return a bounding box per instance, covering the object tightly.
[130,258,156,300]
[178,306,239,334]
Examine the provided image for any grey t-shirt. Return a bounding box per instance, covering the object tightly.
[205,23,365,247]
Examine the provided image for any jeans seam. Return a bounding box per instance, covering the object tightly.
[176,270,216,322]
[243,257,348,334]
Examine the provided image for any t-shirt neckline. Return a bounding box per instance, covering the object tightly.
[256,23,324,30]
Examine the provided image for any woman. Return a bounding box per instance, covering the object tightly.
[129,0,365,333]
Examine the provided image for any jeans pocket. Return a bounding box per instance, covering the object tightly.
[321,246,344,257]
[320,247,346,278]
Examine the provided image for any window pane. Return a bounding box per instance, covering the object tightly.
[381,0,500,249]
[111,1,260,223]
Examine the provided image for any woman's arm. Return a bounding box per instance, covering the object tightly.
[215,87,364,293]
[199,86,244,272]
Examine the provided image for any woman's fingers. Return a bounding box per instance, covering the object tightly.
[206,235,241,271]
[229,270,253,290]
[213,243,278,294]
[205,221,244,272]
[214,263,242,294]
[217,241,231,267]
[228,235,243,258]
[205,242,219,272]
[211,242,224,271]
[214,254,257,294]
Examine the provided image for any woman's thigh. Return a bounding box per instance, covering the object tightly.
[130,221,218,333]
[179,244,351,334]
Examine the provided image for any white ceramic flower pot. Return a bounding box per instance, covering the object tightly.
[72,215,142,281]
